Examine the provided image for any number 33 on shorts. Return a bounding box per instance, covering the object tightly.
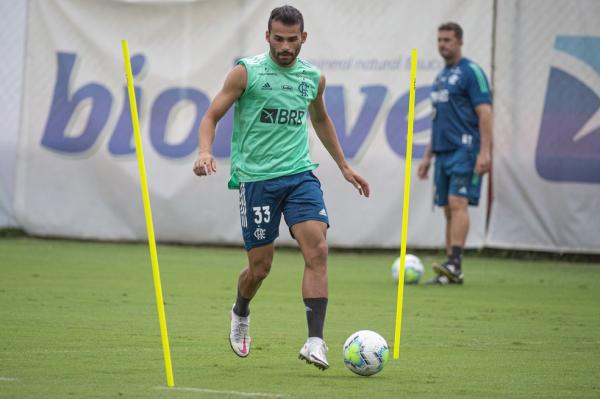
[252,206,271,224]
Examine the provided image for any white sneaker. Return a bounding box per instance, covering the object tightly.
[298,337,329,370]
[229,306,250,357]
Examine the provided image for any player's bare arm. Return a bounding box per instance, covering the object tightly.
[309,74,370,197]
[193,64,247,176]
[417,143,433,179]
[474,103,493,175]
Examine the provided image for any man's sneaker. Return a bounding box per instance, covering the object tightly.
[425,274,451,285]
[298,337,329,370]
[229,306,250,357]
[433,261,464,284]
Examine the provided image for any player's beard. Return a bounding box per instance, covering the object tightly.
[270,45,301,67]
[439,47,459,64]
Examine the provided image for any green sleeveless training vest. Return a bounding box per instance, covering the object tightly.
[228,52,321,189]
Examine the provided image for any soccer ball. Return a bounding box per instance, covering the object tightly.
[391,254,424,284]
[342,330,390,376]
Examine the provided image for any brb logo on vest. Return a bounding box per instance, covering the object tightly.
[535,36,600,183]
[260,108,305,125]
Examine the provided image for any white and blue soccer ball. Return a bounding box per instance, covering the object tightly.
[342,330,390,376]
[391,254,424,284]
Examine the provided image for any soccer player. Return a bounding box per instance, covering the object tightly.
[192,5,369,370]
[417,22,493,285]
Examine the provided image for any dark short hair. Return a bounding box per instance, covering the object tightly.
[438,22,463,41]
[268,5,304,32]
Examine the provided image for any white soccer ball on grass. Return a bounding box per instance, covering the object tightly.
[342,330,390,376]
[391,254,424,284]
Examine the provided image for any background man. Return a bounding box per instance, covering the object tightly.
[417,22,493,285]
[193,5,369,369]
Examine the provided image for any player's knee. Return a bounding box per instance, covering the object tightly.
[251,263,271,281]
[249,257,272,281]
[305,240,328,271]
[253,268,270,281]
[448,196,468,212]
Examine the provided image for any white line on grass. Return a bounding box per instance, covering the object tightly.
[2,348,159,355]
[0,377,17,381]
[155,386,286,398]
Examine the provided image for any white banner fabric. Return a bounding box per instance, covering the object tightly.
[15,0,492,247]
[487,0,600,253]
[0,0,27,228]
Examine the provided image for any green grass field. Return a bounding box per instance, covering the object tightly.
[1,237,599,398]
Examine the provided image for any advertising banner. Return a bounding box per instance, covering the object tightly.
[0,0,27,227]
[15,0,493,247]
[487,0,600,253]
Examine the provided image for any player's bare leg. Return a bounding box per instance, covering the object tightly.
[293,220,329,370]
[434,195,468,283]
[239,244,274,300]
[294,221,328,299]
[444,205,452,256]
[448,195,469,249]
[229,244,274,357]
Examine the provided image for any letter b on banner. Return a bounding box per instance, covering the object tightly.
[41,52,112,153]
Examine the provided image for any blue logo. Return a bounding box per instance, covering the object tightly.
[535,36,600,183]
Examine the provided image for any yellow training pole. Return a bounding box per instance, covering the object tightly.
[393,48,418,360]
[121,40,175,387]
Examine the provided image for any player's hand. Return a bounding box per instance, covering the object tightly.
[475,151,491,175]
[341,165,370,197]
[417,158,431,180]
[193,151,217,176]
